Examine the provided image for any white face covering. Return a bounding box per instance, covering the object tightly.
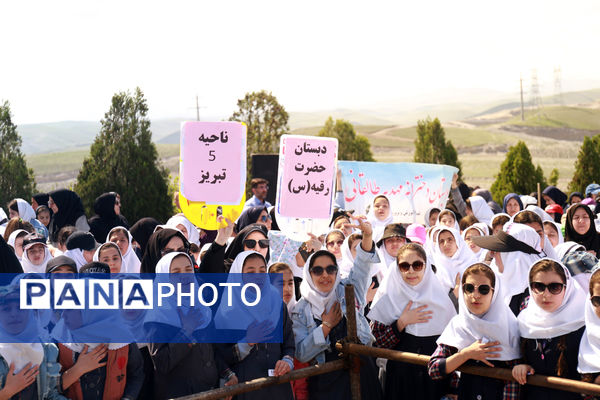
[437,265,522,361]
[578,269,600,373]
[518,258,586,339]
[432,227,477,291]
[369,247,456,336]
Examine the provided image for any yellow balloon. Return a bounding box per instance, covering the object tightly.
[179,191,245,230]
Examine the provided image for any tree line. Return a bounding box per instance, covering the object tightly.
[1,90,597,220]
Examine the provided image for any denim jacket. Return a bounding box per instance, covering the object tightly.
[291,242,380,364]
[0,343,66,400]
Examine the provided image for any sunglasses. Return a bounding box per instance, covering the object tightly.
[531,282,565,295]
[398,260,425,272]
[310,264,338,276]
[259,215,271,222]
[463,283,493,296]
[244,239,270,249]
[326,240,344,248]
[591,296,600,307]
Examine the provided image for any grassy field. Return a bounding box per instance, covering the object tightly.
[506,106,600,131]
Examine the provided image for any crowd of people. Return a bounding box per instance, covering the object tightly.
[0,174,599,400]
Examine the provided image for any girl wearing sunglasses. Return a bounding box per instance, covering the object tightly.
[428,263,522,400]
[514,259,586,399]
[292,216,383,400]
[578,267,600,385]
[199,223,270,273]
[369,243,456,400]
[325,230,345,262]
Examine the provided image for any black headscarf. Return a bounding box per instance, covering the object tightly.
[542,186,567,208]
[130,217,160,257]
[268,207,280,231]
[32,193,50,208]
[88,192,130,243]
[565,204,600,255]
[48,189,87,242]
[140,228,190,273]
[224,224,270,265]
[236,206,267,233]
[568,191,584,205]
[0,235,24,273]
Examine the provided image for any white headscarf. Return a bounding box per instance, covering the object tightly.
[437,265,522,360]
[367,195,394,243]
[491,213,510,228]
[436,210,460,232]
[21,243,52,273]
[369,247,456,336]
[424,207,441,228]
[300,251,342,320]
[93,242,126,273]
[166,214,200,246]
[518,258,586,339]
[7,229,28,260]
[325,229,345,262]
[543,221,564,248]
[214,251,281,330]
[578,268,600,373]
[525,205,553,222]
[432,227,477,291]
[555,241,585,261]
[340,235,356,278]
[469,196,494,226]
[491,223,544,302]
[462,224,488,262]
[106,226,141,273]
[14,198,37,222]
[63,249,88,271]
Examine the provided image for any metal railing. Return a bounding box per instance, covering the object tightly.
[173,284,600,399]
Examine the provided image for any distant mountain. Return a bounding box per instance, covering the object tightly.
[17,118,184,154]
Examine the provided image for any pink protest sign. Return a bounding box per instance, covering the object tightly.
[276,135,338,219]
[180,121,246,204]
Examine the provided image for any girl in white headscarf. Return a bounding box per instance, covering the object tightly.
[467,196,494,226]
[93,242,126,274]
[339,233,363,279]
[215,251,295,400]
[543,221,564,248]
[432,227,477,292]
[292,216,383,400]
[369,243,456,400]
[513,258,586,400]
[578,267,600,384]
[165,214,200,246]
[20,239,52,273]
[462,223,488,262]
[107,226,141,273]
[6,198,49,239]
[367,195,393,243]
[7,229,28,261]
[436,209,460,232]
[429,263,521,400]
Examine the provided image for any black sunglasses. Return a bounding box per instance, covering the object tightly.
[259,215,271,222]
[310,264,338,276]
[591,296,600,308]
[398,260,425,272]
[244,239,270,249]
[531,282,565,295]
[463,283,493,296]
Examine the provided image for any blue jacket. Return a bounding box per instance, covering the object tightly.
[0,343,66,400]
[291,243,380,364]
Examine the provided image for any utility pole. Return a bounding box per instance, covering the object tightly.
[195,95,200,121]
[554,67,563,105]
[520,74,525,121]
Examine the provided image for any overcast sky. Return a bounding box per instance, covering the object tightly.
[1,0,599,124]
